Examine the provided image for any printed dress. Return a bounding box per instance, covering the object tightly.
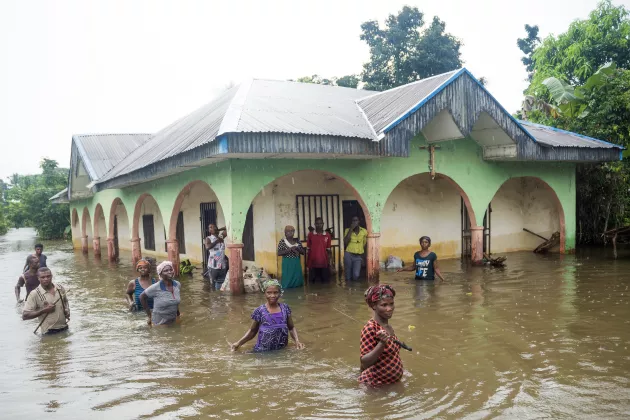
[278,239,305,289]
[358,319,404,387]
[251,303,292,352]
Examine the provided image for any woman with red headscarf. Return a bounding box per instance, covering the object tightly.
[125,259,157,311]
[359,284,404,387]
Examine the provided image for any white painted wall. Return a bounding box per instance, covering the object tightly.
[251,171,358,275]
[178,183,225,263]
[137,197,167,257]
[381,173,462,264]
[83,212,93,243]
[114,204,131,251]
[71,210,81,248]
[491,178,560,253]
[95,212,106,240]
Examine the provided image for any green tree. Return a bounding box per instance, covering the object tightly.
[4,159,70,239]
[336,75,360,88]
[528,0,630,91]
[360,6,462,91]
[517,24,540,82]
[519,1,630,243]
[293,74,360,88]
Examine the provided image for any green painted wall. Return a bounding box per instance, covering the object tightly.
[70,134,577,254]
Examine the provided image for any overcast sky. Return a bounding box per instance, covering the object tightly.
[1,0,628,179]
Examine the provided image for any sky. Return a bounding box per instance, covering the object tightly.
[1,0,629,179]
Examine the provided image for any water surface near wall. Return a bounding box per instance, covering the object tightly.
[1,228,629,419]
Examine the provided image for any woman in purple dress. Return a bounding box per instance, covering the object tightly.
[230,279,305,352]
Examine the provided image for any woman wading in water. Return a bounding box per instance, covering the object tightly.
[140,261,181,326]
[399,236,445,281]
[277,225,305,289]
[230,279,305,352]
[125,259,156,311]
[359,285,404,387]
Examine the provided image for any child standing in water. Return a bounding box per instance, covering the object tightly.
[231,279,305,352]
[399,236,445,281]
[359,284,404,387]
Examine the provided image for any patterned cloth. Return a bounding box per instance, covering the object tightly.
[277,238,304,259]
[358,319,404,387]
[207,235,227,270]
[251,303,291,352]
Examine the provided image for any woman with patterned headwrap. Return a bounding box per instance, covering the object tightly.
[125,259,157,311]
[398,236,445,281]
[277,225,305,289]
[230,279,305,352]
[359,284,404,387]
[140,261,181,326]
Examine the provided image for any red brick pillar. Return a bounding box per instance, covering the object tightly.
[166,240,180,276]
[131,237,142,265]
[107,237,116,261]
[81,236,89,254]
[366,232,380,284]
[471,226,484,265]
[93,237,101,256]
[227,243,244,294]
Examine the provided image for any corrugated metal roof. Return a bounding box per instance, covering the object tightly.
[519,121,621,149]
[96,85,238,183]
[357,70,460,134]
[49,187,69,203]
[234,79,374,138]
[73,133,152,180]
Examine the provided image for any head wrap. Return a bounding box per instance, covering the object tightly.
[364,284,396,306]
[156,261,174,276]
[136,259,150,271]
[261,279,283,294]
[419,236,431,246]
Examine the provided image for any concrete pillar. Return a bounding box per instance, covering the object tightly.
[166,240,180,276]
[366,232,380,284]
[131,237,142,265]
[92,237,101,256]
[107,237,116,261]
[81,236,89,254]
[227,243,244,294]
[471,226,484,265]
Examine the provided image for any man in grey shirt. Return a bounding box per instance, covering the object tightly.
[24,244,47,272]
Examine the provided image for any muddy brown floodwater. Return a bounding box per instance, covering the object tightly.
[1,228,630,419]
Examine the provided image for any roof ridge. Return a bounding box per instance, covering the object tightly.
[357,69,461,104]
[218,79,252,135]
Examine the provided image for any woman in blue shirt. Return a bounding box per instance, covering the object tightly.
[399,236,445,281]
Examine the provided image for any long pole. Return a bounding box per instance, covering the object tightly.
[33,296,62,335]
[333,307,412,351]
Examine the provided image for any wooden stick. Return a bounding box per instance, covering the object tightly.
[523,228,548,242]
[33,296,62,335]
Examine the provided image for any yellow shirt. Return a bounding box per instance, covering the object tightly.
[344,227,367,254]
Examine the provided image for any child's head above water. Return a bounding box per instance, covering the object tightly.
[364,284,396,319]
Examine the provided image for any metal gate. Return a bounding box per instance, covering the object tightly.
[296,195,341,276]
[461,198,491,259]
[199,202,217,268]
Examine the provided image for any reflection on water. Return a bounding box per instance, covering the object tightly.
[1,228,630,419]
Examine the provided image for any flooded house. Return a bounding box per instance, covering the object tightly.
[52,68,623,292]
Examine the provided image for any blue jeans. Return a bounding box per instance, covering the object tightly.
[210,268,227,289]
[344,252,363,281]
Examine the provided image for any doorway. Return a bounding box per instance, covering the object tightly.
[242,205,255,261]
[113,215,119,259]
[200,202,217,268]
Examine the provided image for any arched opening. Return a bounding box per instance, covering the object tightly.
[71,208,80,248]
[168,181,226,266]
[249,170,372,279]
[132,194,167,257]
[81,207,93,252]
[93,204,107,253]
[489,177,565,253]
[109,198,131,256]
[381,173,476,265]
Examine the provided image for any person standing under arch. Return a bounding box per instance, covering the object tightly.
[399,236,445,281]
[307,217,332,282]
[343,216,367,281]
